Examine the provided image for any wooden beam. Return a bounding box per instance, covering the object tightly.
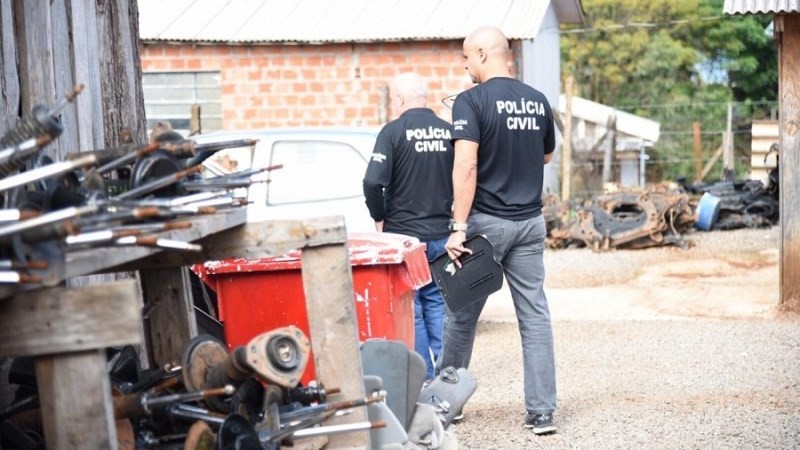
[601,114,617,184]
[700,144,724,181]
[779,14,800,310]
[723,102,735,181]
[36,350,118,450]
[70,0,105,150]
[0,280,141,357]
[49,0,80,160]
[301,243,368,448]
[693,121,703,182]
[141,267,197,367]
[0,0,20,133]
[13,0,59,157]
[561,76,573,201]
[108,214,349,272]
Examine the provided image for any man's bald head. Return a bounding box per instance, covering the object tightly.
[390,72,428,117]
[462,26,512,83]
[465,26,510,59]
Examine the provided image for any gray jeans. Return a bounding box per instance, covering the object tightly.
[437,212,557,415]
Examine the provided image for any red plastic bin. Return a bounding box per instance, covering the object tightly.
[194,232,431,385]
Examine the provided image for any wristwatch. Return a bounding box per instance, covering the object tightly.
[448,219,468,232]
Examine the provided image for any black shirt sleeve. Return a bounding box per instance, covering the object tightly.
[362,127,394,221]
[451,91,481,144]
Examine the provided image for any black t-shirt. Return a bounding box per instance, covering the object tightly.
[451,77,555,220]
[363,108,454,240]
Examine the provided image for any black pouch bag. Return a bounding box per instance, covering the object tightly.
[429,235,503,313]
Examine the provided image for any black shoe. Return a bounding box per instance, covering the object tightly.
[452,410,464,422]
[524,413,556,435]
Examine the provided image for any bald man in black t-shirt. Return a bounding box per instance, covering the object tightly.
[440,26,558,435]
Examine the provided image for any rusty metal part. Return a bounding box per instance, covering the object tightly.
[183,327,311,397]
[548,188,694,251]
[182,336,230,393]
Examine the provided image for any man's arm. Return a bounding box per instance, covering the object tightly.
[445,139,478,263]
[451,140,478,223]
[544,152,554,164]
[362,132,393,229]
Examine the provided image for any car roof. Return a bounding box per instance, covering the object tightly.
[191,127,381,141]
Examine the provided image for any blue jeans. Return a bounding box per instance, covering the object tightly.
[436,213,557,415]
[415,238,448,380]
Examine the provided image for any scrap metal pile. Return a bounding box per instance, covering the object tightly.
[2,327,391,449]
[682,177,779,230]
[0,84,268,294]
[545,187,696,251]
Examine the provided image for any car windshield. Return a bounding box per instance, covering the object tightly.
[267,140,368,205]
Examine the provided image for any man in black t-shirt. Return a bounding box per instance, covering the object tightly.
[440,26,558,435]
[363,72,454,381]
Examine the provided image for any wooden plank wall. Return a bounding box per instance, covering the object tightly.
[779,14,800,310]
[0,0,146,156]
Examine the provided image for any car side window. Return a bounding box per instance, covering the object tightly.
[267,140,367,205]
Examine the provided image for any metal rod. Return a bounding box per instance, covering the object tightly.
[167,404,226,425]
[291,421,385,440]
[0,135,52,164]
[0,260,48,270]
[0,271,41,284]
[95,142,160,175]
[46,84,84,117]
[0,209,40,222]
[113,235,202,252]
[278,394,384,423]
[0,154,97,193]
[182,180,260,191]
[169,191,229,206]
[65,229,140,246]
[143,385,234,408]
[114,165,203,200]
[0,205,98,239]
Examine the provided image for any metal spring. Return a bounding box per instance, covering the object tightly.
[0,84,83,178]
[0,106,64,178]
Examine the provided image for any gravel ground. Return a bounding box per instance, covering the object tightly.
[447,227,800,449]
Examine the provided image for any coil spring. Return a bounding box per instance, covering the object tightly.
[0,105,64,178]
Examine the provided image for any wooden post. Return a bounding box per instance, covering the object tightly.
[693,121,703,182]
[0,0,20,133]
[778,14,800,310]
[302,242,368,449]
[0,280,141,450]
[601,114,617,185]
[190,104,202,135]
[561,76,573,202]
[723,102,735,181]
[140,267,198,367]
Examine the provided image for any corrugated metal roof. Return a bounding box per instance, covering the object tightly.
[138,0,579,43]
[723,0,800,14]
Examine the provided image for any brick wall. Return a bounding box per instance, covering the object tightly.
[141,40,518,130]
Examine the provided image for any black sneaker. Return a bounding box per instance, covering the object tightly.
[524,413,556,435]
[452,410,464,422]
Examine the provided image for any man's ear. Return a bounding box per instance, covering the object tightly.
[479,48,487,63]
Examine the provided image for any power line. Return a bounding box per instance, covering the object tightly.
[561,15,726,34]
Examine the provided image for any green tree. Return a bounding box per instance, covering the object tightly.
[560,0,778,183]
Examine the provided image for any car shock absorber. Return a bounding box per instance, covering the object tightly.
[0,84,84,178]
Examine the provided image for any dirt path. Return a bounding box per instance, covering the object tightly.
[452,227,799,449]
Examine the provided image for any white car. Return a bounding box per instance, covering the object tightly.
[190,128,380,233]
